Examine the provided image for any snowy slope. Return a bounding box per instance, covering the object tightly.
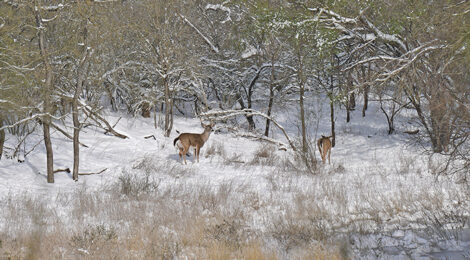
[0,103,469,259]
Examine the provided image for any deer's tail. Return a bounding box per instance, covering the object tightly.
[173,136,180,146]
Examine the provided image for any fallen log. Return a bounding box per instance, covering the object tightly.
[404,129,419,135]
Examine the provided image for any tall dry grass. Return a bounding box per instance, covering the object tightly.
[1,152,468,259]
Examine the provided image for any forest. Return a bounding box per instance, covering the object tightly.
[1,0,470,259]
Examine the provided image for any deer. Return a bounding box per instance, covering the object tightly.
[317,135,332,164]
[173,121,215,164]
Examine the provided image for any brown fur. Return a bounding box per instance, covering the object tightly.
[173,122,214,164]
[317,135,332,164]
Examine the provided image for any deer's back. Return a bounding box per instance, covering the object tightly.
[179,133,205,147]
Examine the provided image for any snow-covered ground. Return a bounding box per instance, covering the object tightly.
[1,103,469,259]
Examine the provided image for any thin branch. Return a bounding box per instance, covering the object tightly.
[200,109,296,151]
[178,14,219,54]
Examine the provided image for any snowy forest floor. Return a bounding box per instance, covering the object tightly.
[1,103,470,259]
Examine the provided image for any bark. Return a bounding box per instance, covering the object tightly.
[35,3,54,183]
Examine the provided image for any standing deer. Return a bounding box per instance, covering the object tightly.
[317,135,332,164]
[173,121,215,164]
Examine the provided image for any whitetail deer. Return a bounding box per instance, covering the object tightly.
[317,135,332,164]
[173,121,215,164]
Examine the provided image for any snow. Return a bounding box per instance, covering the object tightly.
[0,101,469,258]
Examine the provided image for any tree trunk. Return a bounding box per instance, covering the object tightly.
[36,3,54,183]
[265,63,276,137]
[299,82,307,154]
[236,93,256,130]
[350,92,356,109]
[362,64,370,117]
[330,98,335,147]
[141,102,151,118]
[363,85,369,117]
[72,22,90,181]
[0,115,4,160]
[164,77,172,137]
[265,84,274,137]
[346,72,352,123]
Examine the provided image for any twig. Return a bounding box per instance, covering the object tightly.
[144,135,156,140]
[110,116,122,130]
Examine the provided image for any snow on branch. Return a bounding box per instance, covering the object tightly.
[100,61,149,81]
[376,44,445,83]
[41,4,65,11]
[179,14,220,54]
[200,109,296,151]
[0,113,65,131]
[308,8,357,24]
[359,17,407,52]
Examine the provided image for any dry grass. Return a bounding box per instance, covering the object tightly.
[1,153,468,259]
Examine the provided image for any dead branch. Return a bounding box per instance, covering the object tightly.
[111,116,122,129]
[78,168,107,176]
[50,122,89,148]
[144,134,156,140]
[81,105,128,139]
[54,168,71,174]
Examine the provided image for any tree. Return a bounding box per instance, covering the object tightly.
[34,0,58,183]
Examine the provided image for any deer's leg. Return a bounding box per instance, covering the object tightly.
[327,147,331,164]
[182,146,189,165]
[196,146,200,163]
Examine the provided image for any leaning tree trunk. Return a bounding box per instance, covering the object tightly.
[35,4,54,183]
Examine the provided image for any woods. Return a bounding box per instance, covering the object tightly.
[1,0,469,179]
